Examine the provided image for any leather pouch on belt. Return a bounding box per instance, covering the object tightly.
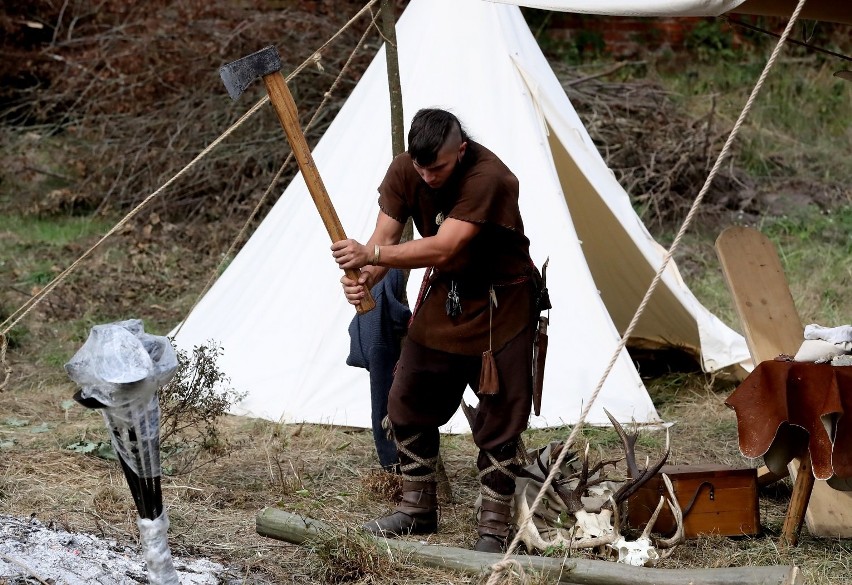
[479,349,499,395]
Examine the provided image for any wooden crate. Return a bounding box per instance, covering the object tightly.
[627,464,760,538]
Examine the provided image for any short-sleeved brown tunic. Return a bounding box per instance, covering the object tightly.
[378,141,535,356]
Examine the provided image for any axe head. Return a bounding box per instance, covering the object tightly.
[219,45,282,100]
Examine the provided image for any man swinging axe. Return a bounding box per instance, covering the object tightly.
[219,45,375,314]
[332,108,549,553]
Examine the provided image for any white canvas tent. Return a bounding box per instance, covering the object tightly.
[489,0,852,24]
[172,0,751,432]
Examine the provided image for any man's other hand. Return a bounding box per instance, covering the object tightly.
[339,267,374,306]
[332,239,370,270]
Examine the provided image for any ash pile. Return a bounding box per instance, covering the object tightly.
[0,514,223,584]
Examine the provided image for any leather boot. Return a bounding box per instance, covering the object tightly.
[363,480,438,537]
[475,499,512,553]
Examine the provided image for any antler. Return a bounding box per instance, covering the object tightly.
[553,443,621,514]
[603,408,670,507]
[635,473,685,551]
[653,473,685,552]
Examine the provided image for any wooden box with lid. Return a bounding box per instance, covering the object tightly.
[628,464,760,538]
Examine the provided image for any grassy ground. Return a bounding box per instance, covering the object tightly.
[2,202,850,585]
[3,360,852,583]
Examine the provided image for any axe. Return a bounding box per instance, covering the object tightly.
[220,46,375,314]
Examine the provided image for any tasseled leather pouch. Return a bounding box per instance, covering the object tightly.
[479,349,499,395]
[478,287,500,395]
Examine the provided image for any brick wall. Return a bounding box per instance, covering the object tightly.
[541,14,711,58]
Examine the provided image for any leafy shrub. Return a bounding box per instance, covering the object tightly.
[159,340,246,475]
[685,19,737,61]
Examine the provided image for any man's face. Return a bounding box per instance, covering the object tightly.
[412,140,467,189]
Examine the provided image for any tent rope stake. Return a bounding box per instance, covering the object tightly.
[0,0,379,343]
[487,0,810,581]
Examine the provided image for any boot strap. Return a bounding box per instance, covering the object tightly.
[478,499,512,538]
[398,480,437,516]
[397,433,438,480]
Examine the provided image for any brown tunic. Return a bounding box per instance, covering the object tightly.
[378,142,535,356]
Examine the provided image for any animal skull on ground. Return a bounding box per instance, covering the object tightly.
[512,410,684,564]
[608,473,684,566]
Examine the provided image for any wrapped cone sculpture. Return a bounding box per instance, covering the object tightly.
[65,319,179,585]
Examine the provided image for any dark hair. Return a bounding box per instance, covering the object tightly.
[408,108,468,166]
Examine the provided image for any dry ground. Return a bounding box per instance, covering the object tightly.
[2,353,851,584]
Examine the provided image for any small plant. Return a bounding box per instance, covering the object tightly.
[0,305,28,350]
[308,529,393,583]
[685,19,737,61]
[158,339,246,475]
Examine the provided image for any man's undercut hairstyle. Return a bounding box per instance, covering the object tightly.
[408,108,468,167]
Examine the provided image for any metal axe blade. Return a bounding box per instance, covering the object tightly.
[219,45,282,100]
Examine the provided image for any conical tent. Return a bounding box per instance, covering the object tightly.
[172,0,750,432]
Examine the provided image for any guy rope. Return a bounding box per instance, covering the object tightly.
[0,0,380,356]
[486,1,810,582]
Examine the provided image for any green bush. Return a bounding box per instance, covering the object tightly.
[685,19,737,61]
[159,340,246,475]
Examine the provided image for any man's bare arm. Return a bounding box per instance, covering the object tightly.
[332,212,480,306]
[333,216,479,271]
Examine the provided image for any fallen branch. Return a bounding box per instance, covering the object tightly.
[256,507,803,585]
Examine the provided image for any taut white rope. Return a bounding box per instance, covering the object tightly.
[0,0,379,343]
[486,1,810,582]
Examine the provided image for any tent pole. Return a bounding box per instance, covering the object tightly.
[381,0,405,158]
[380,1,453,503]
[381,1,416,251]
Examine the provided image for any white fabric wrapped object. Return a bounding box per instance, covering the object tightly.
[65,319,178,409]
[804,324,852,345]
[794,339,851,363]
[795,324,852,363]
[137,510,179,585]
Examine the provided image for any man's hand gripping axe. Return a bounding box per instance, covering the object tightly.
[220,46,375,314]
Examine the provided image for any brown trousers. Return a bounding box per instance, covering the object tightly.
[388,324,534,452]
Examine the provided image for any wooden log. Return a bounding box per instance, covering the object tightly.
[256,507,802,585]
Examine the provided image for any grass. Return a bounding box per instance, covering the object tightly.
[655,49,852,185]
[6,366,850,583]
[761,206,852,324]
[0,214,113,247]
[670,205,852,332]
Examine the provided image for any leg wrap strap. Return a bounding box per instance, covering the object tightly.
[397,432,438,482]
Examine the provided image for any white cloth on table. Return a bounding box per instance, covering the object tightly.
[795,324,852,363]
[805,323,852,345]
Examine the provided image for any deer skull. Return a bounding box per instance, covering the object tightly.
[511,412,684,562]
[609,474,684,566]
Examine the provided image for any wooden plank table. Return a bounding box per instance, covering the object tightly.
[716,226,852,542]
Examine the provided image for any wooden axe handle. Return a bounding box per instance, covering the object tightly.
[262,72,375,314]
